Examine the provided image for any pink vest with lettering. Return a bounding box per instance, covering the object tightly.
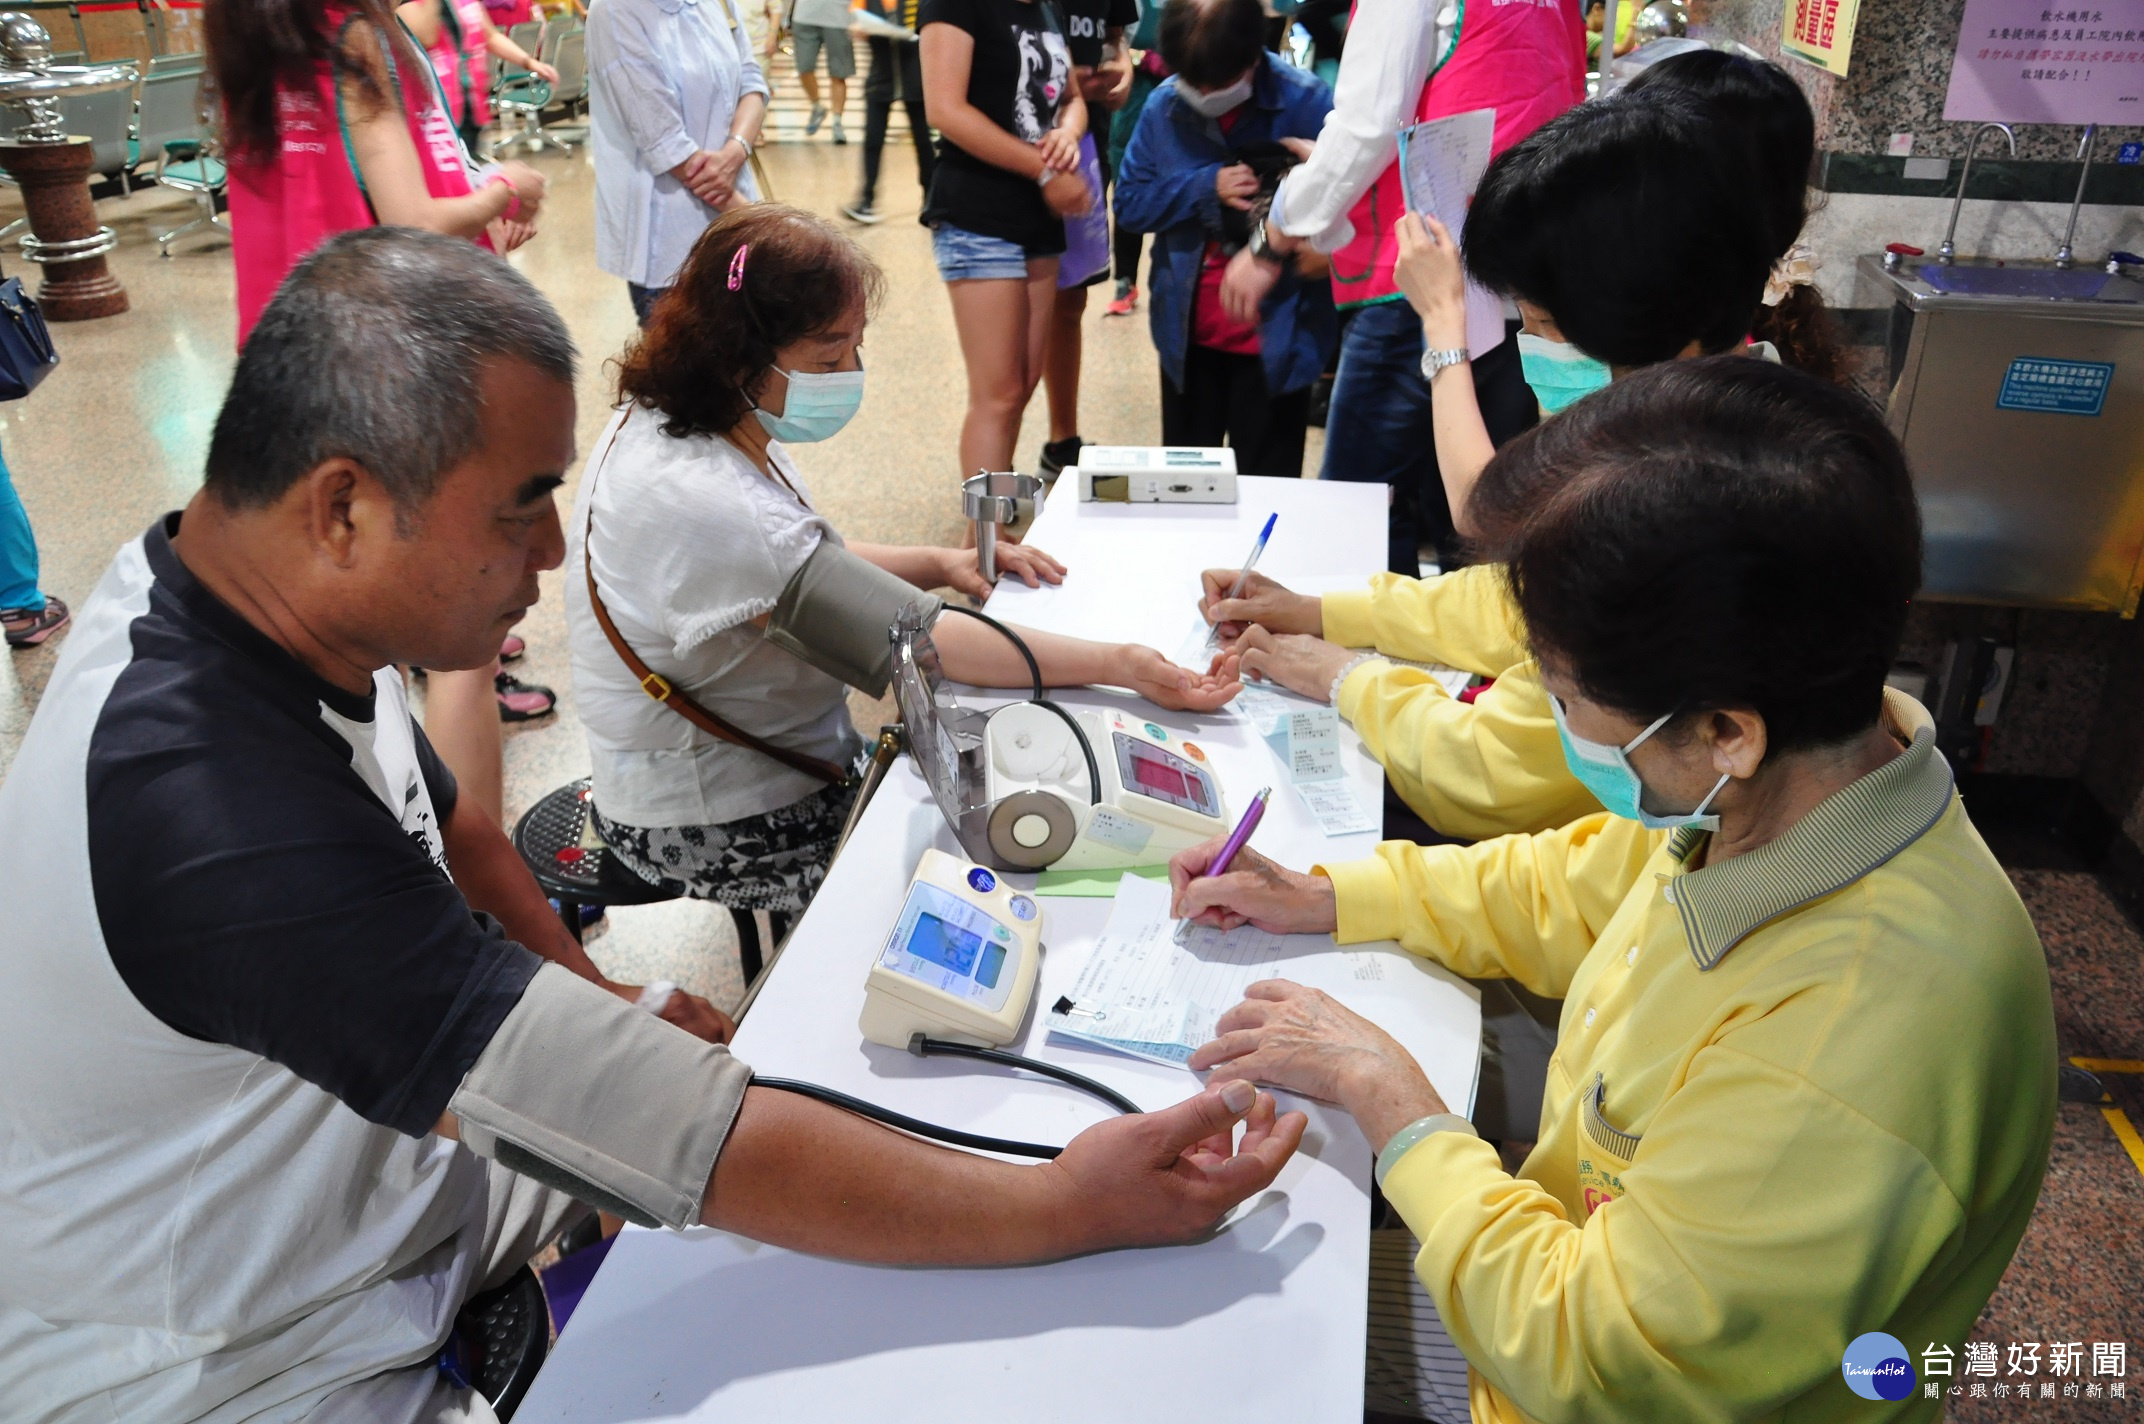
[428,0,494,128]
[229,11,485,343]
[1328,0,1585,309]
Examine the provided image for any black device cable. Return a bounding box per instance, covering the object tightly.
[750,1040,1143,1160]
[909,1034,1142,1115]
[936,604,1104,805]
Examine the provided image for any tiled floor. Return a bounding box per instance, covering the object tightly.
[1,128,2137,1416]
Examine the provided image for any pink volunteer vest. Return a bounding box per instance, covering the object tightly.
[1328,0,1585,308]
[229,10,487,344]
[427,0,494,128]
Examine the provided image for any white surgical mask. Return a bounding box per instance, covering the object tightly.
[1179,71,1254,118]
[753,363,865,443]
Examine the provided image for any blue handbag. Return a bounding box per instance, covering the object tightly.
[0,277,58,401]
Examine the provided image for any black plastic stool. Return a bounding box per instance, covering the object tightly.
[452,1265,548,1420]
[511,778,765,983]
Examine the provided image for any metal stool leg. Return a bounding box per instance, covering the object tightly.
[558,896,585,945]
[729,907,763,985]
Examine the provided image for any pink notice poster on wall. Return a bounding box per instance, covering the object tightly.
[1944,0,2144,124]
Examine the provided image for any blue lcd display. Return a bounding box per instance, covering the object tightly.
[908,912,983,976]
[976,941,1006,990]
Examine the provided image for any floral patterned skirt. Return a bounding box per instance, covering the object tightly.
[592,781,859,915]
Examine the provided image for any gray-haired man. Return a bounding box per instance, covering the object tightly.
[0,228,1303,1422]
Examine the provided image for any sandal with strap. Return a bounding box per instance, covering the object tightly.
[2,595,69,648]
[496,671,556,722]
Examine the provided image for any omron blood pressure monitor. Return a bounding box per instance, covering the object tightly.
[860,850,1044,1048]
[982,704,1230,871]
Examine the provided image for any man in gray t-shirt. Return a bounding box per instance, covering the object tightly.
[791,0,859,140]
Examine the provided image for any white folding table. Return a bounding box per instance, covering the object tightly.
[517,476,1484,1423]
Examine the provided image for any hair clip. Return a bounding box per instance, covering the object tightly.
[728,244,750,292]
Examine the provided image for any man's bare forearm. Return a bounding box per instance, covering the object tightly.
[704,1086,1080,1263]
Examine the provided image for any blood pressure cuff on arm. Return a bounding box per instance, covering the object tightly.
[764,540,944,697]
[448,963,751,1229]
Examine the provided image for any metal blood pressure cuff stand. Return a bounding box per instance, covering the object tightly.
[449,964,751,1229]
[764,540,944,697]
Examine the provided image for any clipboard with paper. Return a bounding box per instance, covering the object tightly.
[1393,107,1506,359]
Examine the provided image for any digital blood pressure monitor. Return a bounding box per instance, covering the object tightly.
[981,705,1230,870]
[860,850,1044,1048]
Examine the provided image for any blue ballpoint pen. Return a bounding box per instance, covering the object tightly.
[1206,512,1278,647]
[1174,786,1273,943]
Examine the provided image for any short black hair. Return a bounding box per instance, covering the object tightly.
[206,227,577,516]
[1159,0,1264,92]
[1623,50,1815,262]
[1499,358,1921,754]
[1463,92,1774,366]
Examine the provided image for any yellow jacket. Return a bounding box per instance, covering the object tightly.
[1321,566,1600,841]
[1319,693,2055,1423]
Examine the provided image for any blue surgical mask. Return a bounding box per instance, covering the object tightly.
[1550,694,1730,832]
[1517,333,1612,415]
[754,364,865,443]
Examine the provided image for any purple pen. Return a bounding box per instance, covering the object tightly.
[1175,787,1272,942]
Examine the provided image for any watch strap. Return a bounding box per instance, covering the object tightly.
[1420,347,1469,380]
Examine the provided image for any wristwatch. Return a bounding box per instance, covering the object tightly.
[1246,217,1285,267]
[1420,346,1469,380]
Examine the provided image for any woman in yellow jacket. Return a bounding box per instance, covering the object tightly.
[1175,360,2056,1422]
[1205,58,1835,846]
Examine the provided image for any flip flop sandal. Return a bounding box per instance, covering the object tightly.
[2,596,70,648]
[500,633,527,663]
[496,671,556,722]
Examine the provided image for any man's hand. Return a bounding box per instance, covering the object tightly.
[1041,169,1093,217]
[1215,163,1260,211]
[1223,625,1358,702]
[607,981,737,1043]
[529,58,561,82]
[1199,567,1322,640]
[1041,1079,1307,1251]
[1169,840,1338,936]
[937,541,1067,598]
[1110,644,1242,711]
[1394,212,1468,352]
[1036,125,1082,173]
[1220,241,1283,325]
[1189,982,1446,1150]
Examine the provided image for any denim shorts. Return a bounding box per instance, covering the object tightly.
[932,223,1037,283]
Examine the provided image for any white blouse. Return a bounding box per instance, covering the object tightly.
[565,407,863,828]
[587,0,769,288]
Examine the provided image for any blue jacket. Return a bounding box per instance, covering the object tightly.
[1114,55,1336,397]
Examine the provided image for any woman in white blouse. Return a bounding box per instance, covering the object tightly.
[566,206,1241,933]
[588,0,769,325]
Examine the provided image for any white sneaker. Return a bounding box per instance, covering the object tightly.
[831,117,847,145]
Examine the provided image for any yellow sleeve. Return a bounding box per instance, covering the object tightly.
[1320,564,1528,676]
[1381,1046,1967,1424]
[1336,657,1605,842]
[1315,813,1656,998]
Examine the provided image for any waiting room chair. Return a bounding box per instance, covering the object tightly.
[511,777,769,984]
[132,61,226,255]
[493,26,586,155]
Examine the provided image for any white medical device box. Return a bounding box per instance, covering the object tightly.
[982,705,1230,871]
[860,849,1044,1049]
[1073,446,1238,505]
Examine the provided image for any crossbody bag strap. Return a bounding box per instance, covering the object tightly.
[582,412,852,786]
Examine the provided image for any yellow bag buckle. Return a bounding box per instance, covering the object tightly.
[639,671,672,701]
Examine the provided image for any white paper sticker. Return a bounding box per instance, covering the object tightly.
[1082,804,1155,857]
[1285,707,1344,784]
[1295,779,1379,836]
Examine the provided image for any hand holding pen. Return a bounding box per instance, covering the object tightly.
[1169,811,1343,940]
[1172,787,1271,943]
[1204,513,1278,649]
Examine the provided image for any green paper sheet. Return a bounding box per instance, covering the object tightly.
[1031,864,1171,897]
